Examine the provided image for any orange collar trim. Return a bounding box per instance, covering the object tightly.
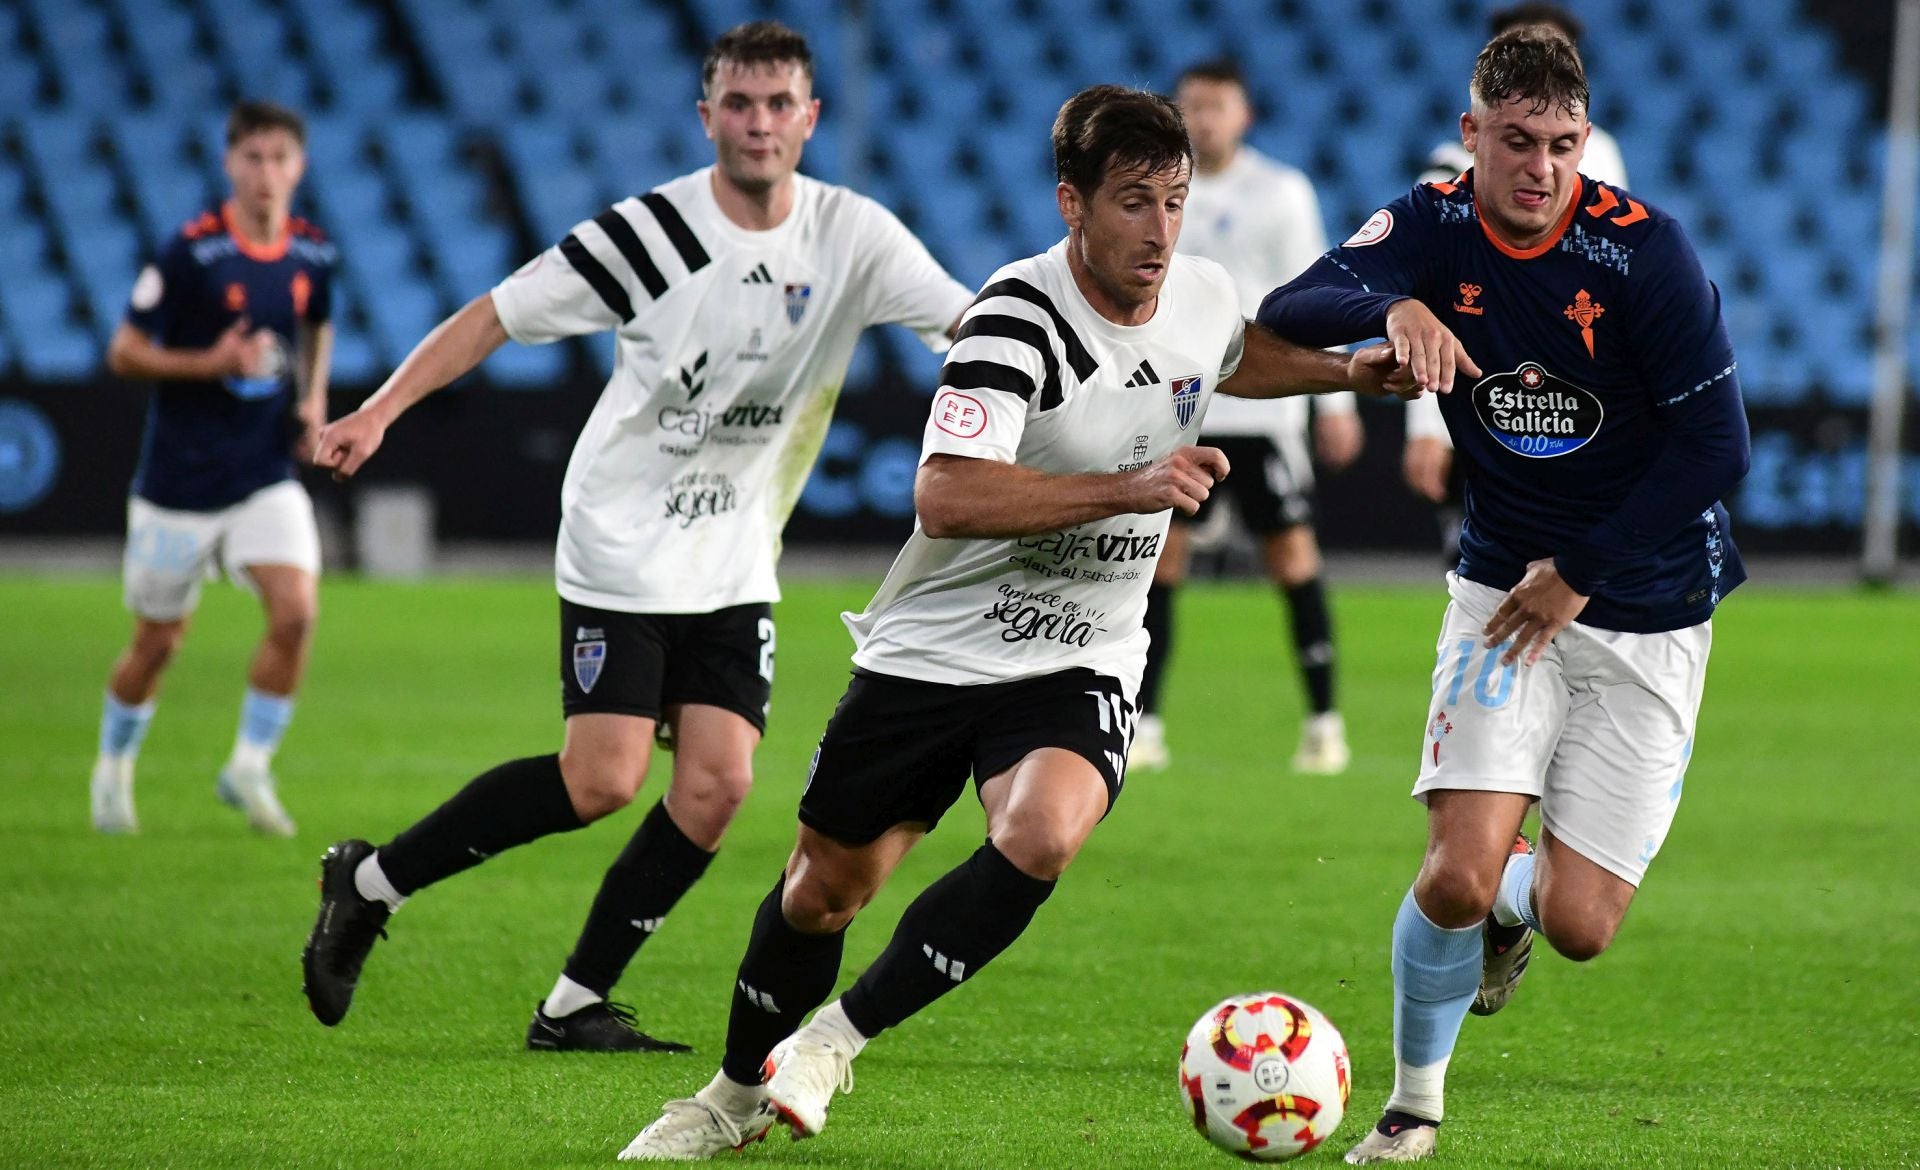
[1477,177,1582,260]
[222,202,292,262]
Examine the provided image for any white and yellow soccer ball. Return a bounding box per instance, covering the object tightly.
[1178,992,1351,1162]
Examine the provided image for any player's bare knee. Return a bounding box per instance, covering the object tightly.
[668,763,753,845]
[1542,919,1616,963]
[265,607,315,649]
[559,754,643,822]
[1414,865,1499,928]
[780,868,867,934]
[132,621,186,666]
[992,820,1085,881]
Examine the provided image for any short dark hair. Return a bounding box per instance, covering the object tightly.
[1052,85,1192,195]
[226,100,305,148]
[1173,57,1245,92]
[702,20,812,93]
[1471,25,1589,119]
[1490,3,1584,47]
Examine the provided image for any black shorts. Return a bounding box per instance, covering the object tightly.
[559,597,774,732]
[797,667,1133,845]
[1186,434,1313,533]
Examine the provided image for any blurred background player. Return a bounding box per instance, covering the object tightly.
[1259,27,1750,1163]
[300,22,971,1052]
[1404,2,1631,539]
[89,100,335,838]
[1132,59,1361,775]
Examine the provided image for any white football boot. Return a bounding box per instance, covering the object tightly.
[764,1028,857,1139]
[1291,711,1350,774]
[1128,714,1171,771]
[217,764,297,837]
[90,755,138,834]
[1344,1115,1439,1163]
[618,1088,774,1161]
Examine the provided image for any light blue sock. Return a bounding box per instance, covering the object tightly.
[1494,851,1541,932]
[99,692,156,759]
[231,688,296,768]
[1386,888,1483,1121]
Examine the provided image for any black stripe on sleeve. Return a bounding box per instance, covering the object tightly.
[954,313,1062,409]
[939,359,1037,402]
[559,233,634,322]
[639,192,711,273]
[971,278,1098,381]
[593,209,668,300]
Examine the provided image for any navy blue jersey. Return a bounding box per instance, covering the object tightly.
[1259,171,1750,633]
[125,203,336,511]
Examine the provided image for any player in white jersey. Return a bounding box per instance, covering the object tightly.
[1132,58,1365,776]
[618,84,1417,1161]
[1404,2,1629,524]
[298,22,972,1053]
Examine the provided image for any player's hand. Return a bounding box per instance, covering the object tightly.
[207,317,275,379]
[312,408,389,480]
[1345,342,1419,401]
[1385,300,1481,395]
[1483,557,1589,667]
[294,415,325,466]
[1314,411,1364,470]
[1130,445,1229,516]
[1403,436,1452,502]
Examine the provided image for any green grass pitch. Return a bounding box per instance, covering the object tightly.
[1,574,1915,1169]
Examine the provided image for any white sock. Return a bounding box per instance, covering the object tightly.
[699,1069,768,1113]
[542,973,603,1019]
[353,852,407,911]
[807,999,869,1057]
[1387,1054,1452,1122]
[228,739,273,776]
[1492,849,1540,930]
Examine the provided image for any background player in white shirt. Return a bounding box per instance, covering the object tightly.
[1404,3,1629,520]
[299,22,972,1053]
[619,84,1417,1161]
[1135,58,1365,775]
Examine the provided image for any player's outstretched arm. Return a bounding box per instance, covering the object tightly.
[313,294,508,479]
[1218,325,1421,401]
[106,318,273,383]
[916,448,1229,539]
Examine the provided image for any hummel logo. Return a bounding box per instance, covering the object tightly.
[679,351,709,401]
[922,944,966,982]
[1124,359,1160,388]
[630,917,662,933]
[738,980,780,1013]
[741,262,773,283]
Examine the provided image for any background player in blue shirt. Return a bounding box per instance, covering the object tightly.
[90,100,336,839]
[1257,28,1751,1164]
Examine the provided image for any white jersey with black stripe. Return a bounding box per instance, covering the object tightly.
[844,242,1245,694]
[490,166,972,613]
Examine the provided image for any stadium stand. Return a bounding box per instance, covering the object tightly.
[0,0,1913,398]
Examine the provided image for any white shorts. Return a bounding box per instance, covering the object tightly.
[124,480,321,621]
[1414,573,1712,885]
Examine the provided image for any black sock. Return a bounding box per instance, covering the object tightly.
[1139,581,1174,716]
[561,799,715,997]
[376,754,584,896]
[721,876,847,1085]
[1282,578,1336,715]
[839,841,1055,1039]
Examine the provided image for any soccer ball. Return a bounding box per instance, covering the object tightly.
[1178,992,1351,1161]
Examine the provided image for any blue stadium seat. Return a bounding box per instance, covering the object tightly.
[481,340,567,389]
[0,49,43,109]
[147,59,227,111]
[518,166,602,247]
[366,282,445,359]
[16,326,101,382]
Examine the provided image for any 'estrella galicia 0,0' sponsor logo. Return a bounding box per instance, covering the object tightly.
[1471,362,1603,458]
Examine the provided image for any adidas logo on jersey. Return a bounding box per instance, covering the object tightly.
[1124,359,1160,388]
[741,262,773,283]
